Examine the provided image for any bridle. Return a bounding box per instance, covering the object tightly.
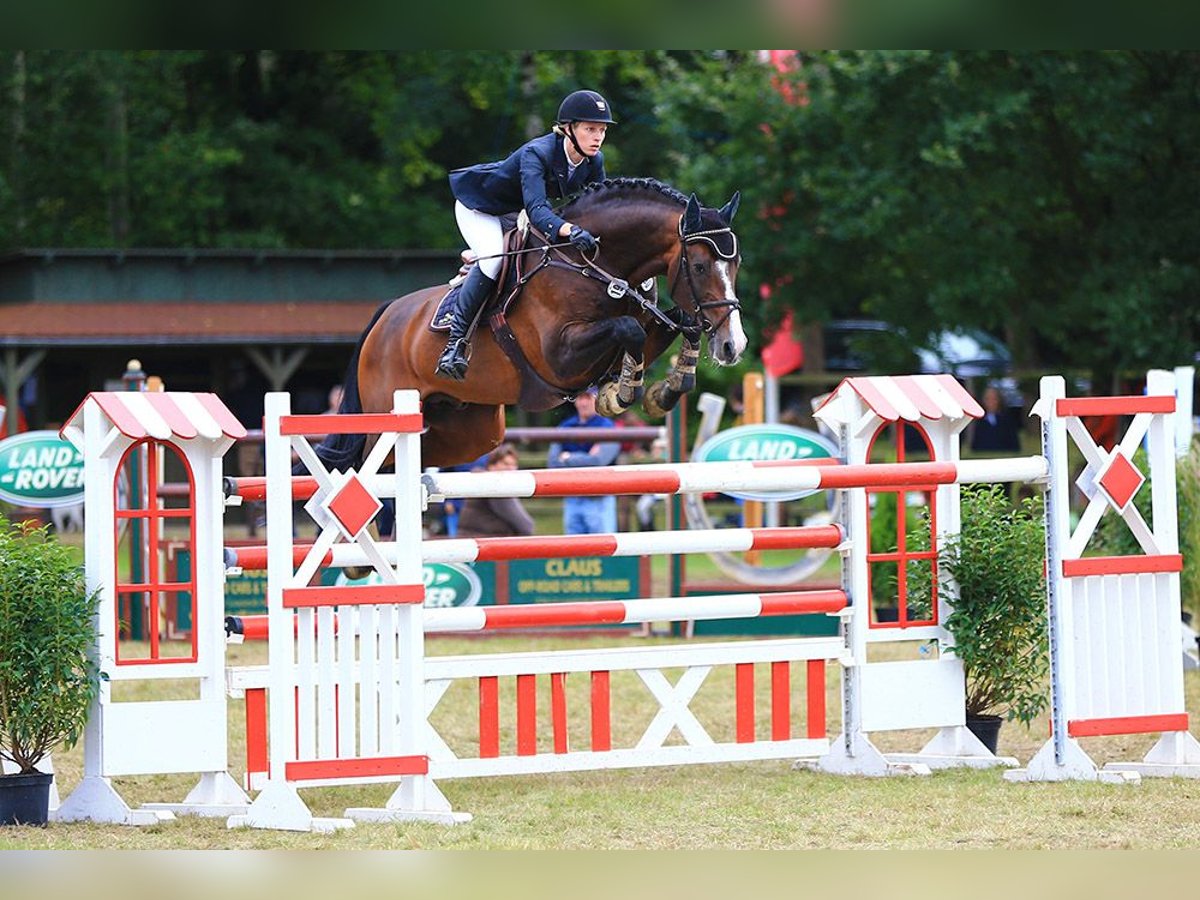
[668,216,742,336]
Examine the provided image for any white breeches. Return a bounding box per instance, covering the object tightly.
[455,201,504,280]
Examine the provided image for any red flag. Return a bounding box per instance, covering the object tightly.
[761,310,804,378]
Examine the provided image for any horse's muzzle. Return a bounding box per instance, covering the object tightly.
[711,307,747,366]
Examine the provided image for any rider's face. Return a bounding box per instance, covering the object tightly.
[571,121,608,156]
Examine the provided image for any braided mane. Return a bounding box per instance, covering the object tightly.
[559,177,689,215]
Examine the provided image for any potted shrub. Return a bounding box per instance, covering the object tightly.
[913,484,1049,752]
[0,512,100,826]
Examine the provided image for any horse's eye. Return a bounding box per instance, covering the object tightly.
[693,262,707,275]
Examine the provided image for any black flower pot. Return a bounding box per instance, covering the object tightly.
[0,771,53,826]
[965,714,1003,755]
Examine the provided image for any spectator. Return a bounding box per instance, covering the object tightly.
[457,444,535,538]
[225,362,267,536]
[433,450,489,537]
[614,408,652,531]
[970,386,1022,454]
[634,436,670,530]
[548,388,619,534]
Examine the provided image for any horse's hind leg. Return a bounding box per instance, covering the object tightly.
[643,334,700,418]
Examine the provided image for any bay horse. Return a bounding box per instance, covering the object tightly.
[320,177,747,470]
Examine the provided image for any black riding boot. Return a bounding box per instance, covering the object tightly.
[435,266,496,381]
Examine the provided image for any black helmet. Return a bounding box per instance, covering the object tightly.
[557,90,616,125]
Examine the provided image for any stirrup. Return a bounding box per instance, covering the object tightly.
[435,338,471,380]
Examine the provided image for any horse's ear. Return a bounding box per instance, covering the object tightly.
[684,193,703,233]
[718,191,741,225]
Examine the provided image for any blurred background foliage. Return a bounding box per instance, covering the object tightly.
[0,50,1196,390]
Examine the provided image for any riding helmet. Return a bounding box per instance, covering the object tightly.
[557,90,617,125]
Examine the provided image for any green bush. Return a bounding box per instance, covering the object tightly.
[913,484,1049,724]
[0,513,100,774]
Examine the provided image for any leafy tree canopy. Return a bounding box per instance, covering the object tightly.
[1,50,1195,381]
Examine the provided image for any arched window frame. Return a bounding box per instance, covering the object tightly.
[113,438,198,664]
[864,420,939,629]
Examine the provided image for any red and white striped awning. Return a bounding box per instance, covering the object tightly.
[61,392,247,443]
[814,374,984,424]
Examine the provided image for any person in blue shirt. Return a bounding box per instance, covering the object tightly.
[547,387,620,534]
[435,89,616,381]
[970,386,1022,454]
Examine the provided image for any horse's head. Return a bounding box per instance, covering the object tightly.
[670,192,748,366]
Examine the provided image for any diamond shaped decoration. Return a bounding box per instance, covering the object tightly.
[324,471,382,540]
[1096,449,1145,512]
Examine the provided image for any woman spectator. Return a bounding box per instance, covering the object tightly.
[456,444,535,538]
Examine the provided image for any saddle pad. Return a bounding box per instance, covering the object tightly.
[428,285,459,332]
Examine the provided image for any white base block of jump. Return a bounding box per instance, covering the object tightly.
[1004,737,1140,784]
[141,771,252,818]
[52,776,176,825]
[346,778,472,826]
[227,781,354,833]
[886,725,1018,770]
[806,732,931,777]
[1103,731,1200,779]
[345,808,472,826]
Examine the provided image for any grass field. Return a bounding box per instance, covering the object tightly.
[3,499,1198,852]
[2,629,1198,850]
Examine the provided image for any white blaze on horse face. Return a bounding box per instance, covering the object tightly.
[713,260,747,365]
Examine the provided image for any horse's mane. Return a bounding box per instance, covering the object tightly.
[558,177,689,215]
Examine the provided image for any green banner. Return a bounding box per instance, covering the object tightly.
[0,430,85,508]
[505,557,641,605]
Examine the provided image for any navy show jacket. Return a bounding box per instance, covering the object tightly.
[449,132,606,238]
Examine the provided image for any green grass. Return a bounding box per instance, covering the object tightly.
[4,635,1198,850]
[7,505,1198,850]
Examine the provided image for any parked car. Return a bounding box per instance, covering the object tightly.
[822,319,916,373]
[915,328,1012,378]
[823,319,1011,379]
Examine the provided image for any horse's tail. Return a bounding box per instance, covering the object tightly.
[304,299,395,474]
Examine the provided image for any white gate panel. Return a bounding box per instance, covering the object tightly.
[102,699,228,776]
[860,658,965,732]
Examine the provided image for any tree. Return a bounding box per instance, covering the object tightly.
[650,50,1200,384]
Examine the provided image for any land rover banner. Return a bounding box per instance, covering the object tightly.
[0,430,86,508]
[693,423,838,502]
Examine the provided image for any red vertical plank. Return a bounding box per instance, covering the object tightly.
[736,663,755,743]
[516,673,537,756]
[146,442,160,660]
[551,672,568,754]
[591,671,611,751]
[806,659,826,739]
[245,687,269,782]
[771,661,791,741]
[479,676,500,758]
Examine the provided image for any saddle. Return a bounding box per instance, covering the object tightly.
[427,215,623,411]
[428,212,531,333]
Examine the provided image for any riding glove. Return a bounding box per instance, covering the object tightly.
[568,225,598,253]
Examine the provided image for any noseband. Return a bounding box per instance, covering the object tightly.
[670,216,742,335]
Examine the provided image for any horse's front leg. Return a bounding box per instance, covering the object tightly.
[643,333,700,418]
[642,313,701,418]
[596,350,645,417]
[562,315,645,418]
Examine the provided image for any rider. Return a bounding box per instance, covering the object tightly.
[435,89,616,381]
